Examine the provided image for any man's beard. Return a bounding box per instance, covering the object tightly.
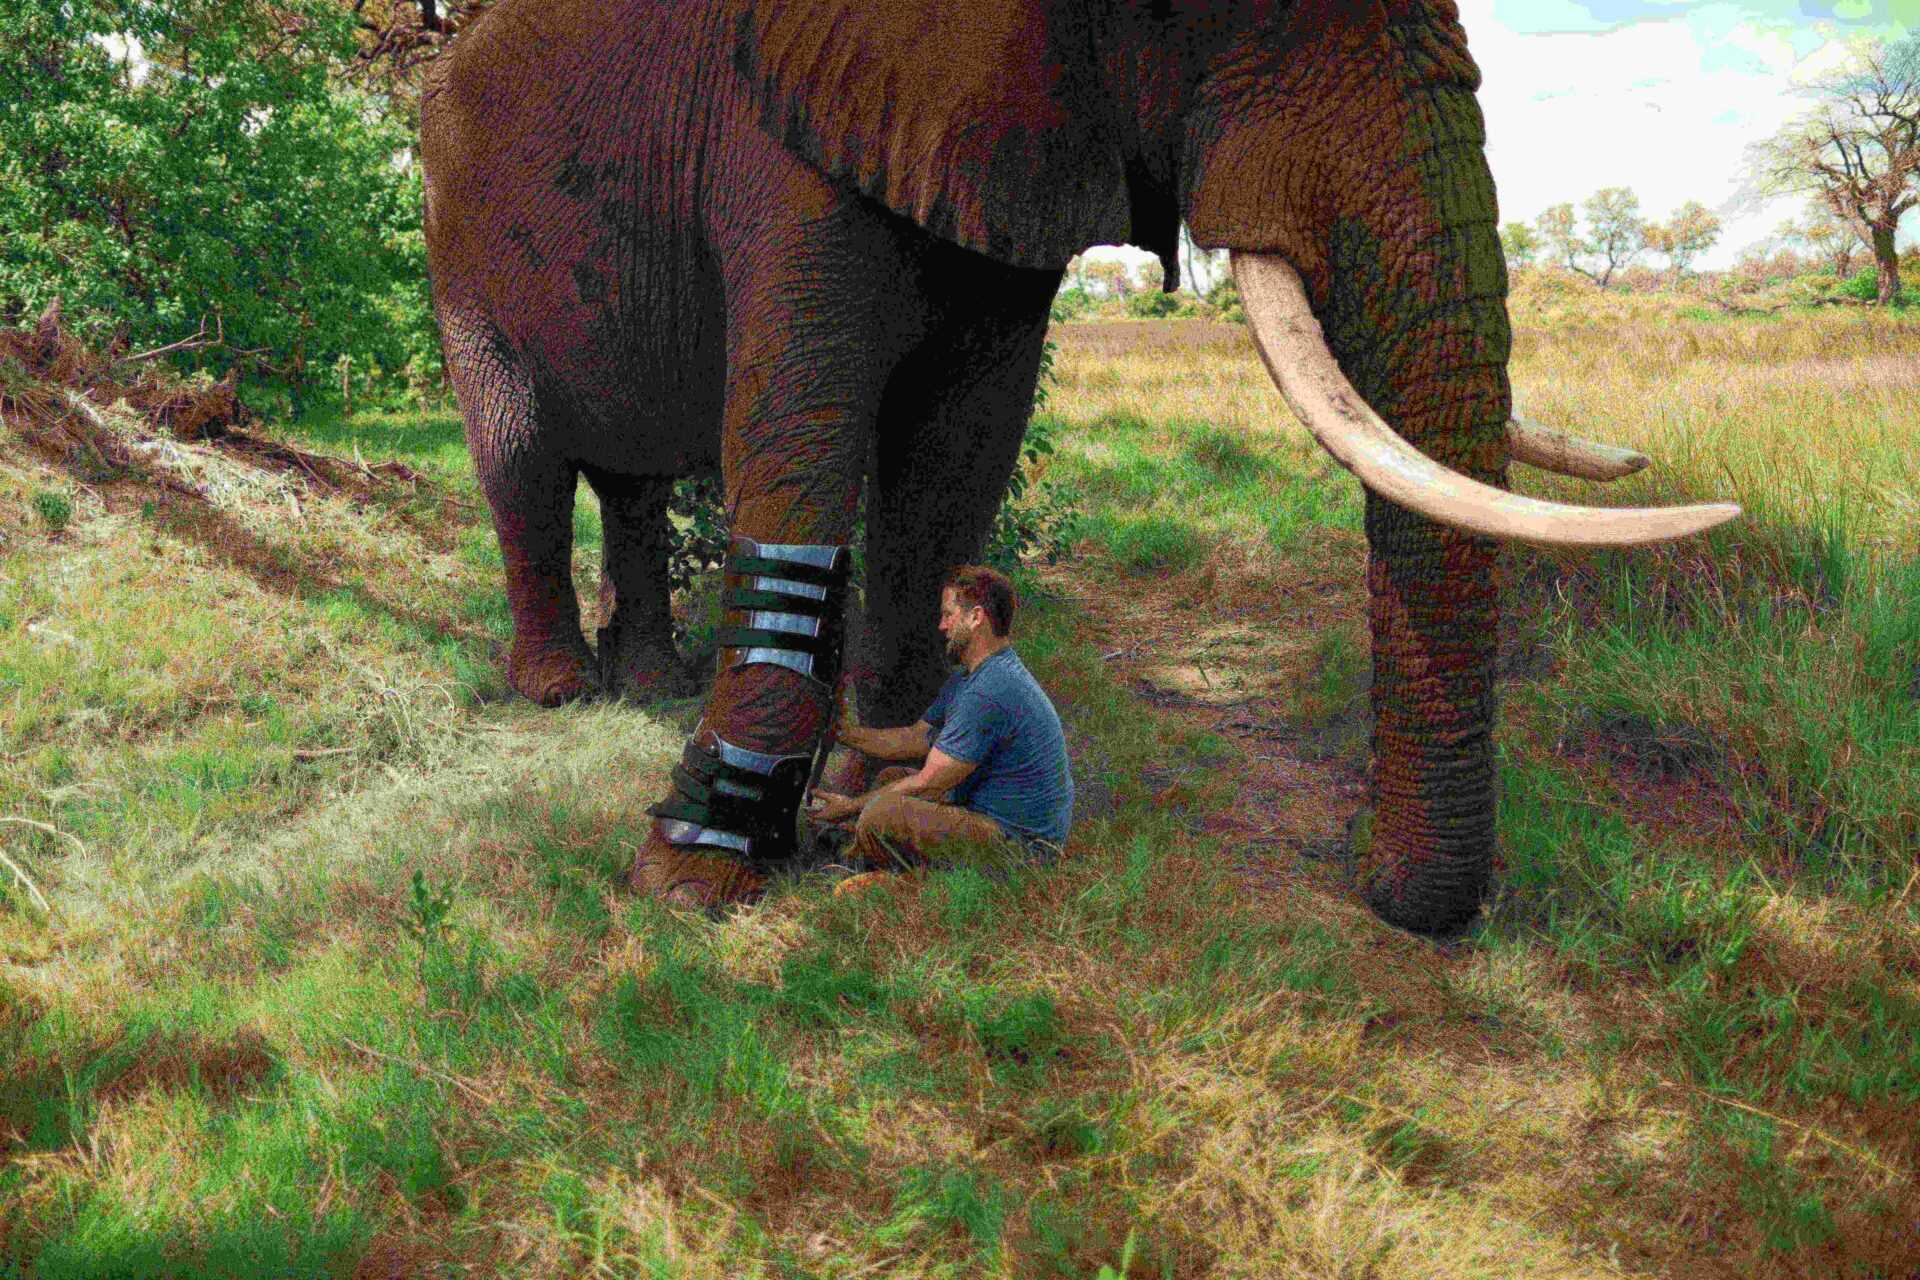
[945,622,972,664]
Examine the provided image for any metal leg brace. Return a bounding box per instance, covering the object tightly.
[649,538,852,864]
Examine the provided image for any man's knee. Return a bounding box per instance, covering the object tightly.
[856,791,913,842]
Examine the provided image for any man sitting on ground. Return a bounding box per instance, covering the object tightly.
[808,564,1073,871]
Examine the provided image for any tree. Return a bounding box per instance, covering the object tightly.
[1744,36,1920,304]
[1081,259,1133,299]
[1578,187,1647,288]
[1177,222,1226,297]
[1534,203,1584,273]
[0,0,433,385]
[1645,201,1722,277]
[1532,190,1646,287]
[1132,259,1165,295]
[1777,206,1861,277]
[1498,220,1540,268]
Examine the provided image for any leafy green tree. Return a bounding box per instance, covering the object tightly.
[1744,35,1920,304]
[1534,203,1584,273]
[1498,221,1540,268]
[1645,201,1722,277]
[0,0,435,391]
[1578,187,1646,288]
[1534,190,1647,288]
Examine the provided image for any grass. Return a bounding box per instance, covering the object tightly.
[0,292,1916,1275]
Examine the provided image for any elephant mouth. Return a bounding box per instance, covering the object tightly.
[1230,253,1740,546]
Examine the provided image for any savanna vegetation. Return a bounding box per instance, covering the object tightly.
[3,261,1918,1275]
[4,3,1920,1276]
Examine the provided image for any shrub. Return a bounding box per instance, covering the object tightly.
[31,488,73,531]
[1206,276,1245,324]
[1124,290,1185,319]
[1836,267,1920,306]
[1050,286,1096,323]
[0,0,433,394]
[987,340,1083,569]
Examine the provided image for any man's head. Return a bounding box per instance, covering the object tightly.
[940,565,1016,665]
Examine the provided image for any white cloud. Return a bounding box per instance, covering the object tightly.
[1082,5,1914,273]
[1460,0,1913,265]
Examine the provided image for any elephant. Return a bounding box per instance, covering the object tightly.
[418,0,1735,934]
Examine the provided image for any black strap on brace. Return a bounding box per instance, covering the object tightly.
[648,738,813,864]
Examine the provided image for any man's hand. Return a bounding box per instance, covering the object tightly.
[808,790,863,825]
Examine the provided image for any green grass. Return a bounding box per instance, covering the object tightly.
[3,305,1919,1276]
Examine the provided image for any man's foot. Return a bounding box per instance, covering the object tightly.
[626,833,765,911]
[829,868,921,899]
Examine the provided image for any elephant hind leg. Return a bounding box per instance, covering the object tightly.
[443,311,596,706]
[583,467,698,699]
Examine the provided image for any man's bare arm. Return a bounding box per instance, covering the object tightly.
[885,747,975,801]
[840,720,933,763]
[807,747,975,825]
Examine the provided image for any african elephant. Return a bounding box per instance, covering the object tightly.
[419,0,1734,934]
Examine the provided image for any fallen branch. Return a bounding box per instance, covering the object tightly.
[117,323,214,367]
[0,848,55,919]
[1659,1078,1901,1182]
[341,1035,491,1105]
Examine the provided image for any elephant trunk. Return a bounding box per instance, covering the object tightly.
[1360,474,1500,934]
[1240,237,1513,936]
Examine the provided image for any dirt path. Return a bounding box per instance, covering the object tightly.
[1034,554,1372,896]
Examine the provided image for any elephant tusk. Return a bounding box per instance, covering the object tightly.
[1231,252,1740,548]
[1507,417,1649,482]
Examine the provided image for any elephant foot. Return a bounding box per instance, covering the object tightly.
[626,829,765,911]
[596,622,702,700]
[508,638,600,707]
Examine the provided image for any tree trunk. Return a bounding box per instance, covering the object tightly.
[1871,222,1900,304]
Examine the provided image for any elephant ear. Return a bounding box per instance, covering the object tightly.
[732,0,1131,268]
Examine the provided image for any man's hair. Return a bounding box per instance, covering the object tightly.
[943,564,1016,637]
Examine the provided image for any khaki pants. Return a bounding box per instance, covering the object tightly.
[848,767,1030,871]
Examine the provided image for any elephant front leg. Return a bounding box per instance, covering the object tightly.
[626,353,868,908]
[447,315,597,708]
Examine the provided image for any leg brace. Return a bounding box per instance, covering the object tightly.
[715,537,852,688]
[648,539,851,864]
[650,734,814,863]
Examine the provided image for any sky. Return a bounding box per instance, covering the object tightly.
[1094,0,1916,275]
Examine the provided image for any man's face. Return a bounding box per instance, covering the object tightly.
[939,589,979,664]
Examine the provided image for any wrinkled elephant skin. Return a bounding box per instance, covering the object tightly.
[421,0,1535,933]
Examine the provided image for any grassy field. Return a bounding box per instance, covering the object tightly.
[1,283,1916,1276]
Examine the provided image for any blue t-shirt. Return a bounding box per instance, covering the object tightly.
[924,647,1073,848]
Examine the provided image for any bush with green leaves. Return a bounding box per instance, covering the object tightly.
[1050,285,1096,323]
[1124,289,1186,319]
[1207,275,1245,323]
[0,0,435,391]
[1836,267,1919,307]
